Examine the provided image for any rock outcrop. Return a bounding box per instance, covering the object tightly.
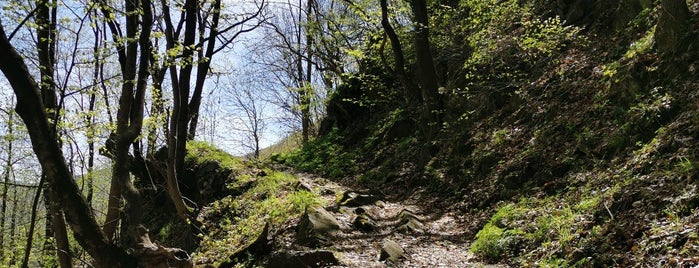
[296,206,341,247]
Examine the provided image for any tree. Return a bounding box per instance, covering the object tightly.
[250,0,320,143]
[154,0,265,221]
[379,0,442,143]
[0,106,15,262]
[1,1,191,266]
[300,0,314,143]
[225,78,269,159]
[655,0,691,55]
[33,0,72,265]
[409,0,442,139]
[0,93,41,266]
[1,21,138,266]
[97,0,153,243]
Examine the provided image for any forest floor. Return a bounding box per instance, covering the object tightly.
[272,170,504,268]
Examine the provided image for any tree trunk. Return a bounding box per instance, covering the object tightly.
[47,190,73,268]
[164,0,198,221]
[21,178,44,268]
[36,0,73,264]
[147,66,166,157]
[411,0,442,140]
[0,109,13,259]
[655,0,691,55]
[86,12,102,204]
[380,0,422,106]
[1,21,138,268]
[187,0,221,141]
[102,175,122,242]
[41,186,72,267]
[86,91,96,204]
[300,0,314,143]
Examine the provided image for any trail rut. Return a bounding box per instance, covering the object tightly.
[274,171,505,268]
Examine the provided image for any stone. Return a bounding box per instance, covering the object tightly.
[379,239,405,263]
[352,214,378,232]
[218,223,271,268]
[338,191,380,207]
[395,210,424,233]
[268,250,339,268]
[296,206,341,247]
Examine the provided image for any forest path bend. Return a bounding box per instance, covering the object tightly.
[280,171,505,268]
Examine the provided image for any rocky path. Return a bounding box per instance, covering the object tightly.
[272,171,505,268]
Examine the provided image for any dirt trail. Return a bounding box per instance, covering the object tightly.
[285,172,505,268]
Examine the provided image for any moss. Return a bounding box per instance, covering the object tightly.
[471,203,529,261]
[472,188,618,265]
[186,140,245,172]
[193,170,325,265]
[470,221,527,262]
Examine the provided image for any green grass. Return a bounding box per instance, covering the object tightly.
[193,170,325,266]
[186,140,245,171]
[257,132,303,160]
[470,181,620,265]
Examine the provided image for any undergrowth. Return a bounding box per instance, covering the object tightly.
[271,131,358,179]
[268,0,699,266]
[193,170,324,266]
[186,140,246,172]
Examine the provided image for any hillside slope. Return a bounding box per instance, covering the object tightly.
[275,0,699,266]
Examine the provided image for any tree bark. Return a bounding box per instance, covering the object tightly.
[105,0,160,248]
[300,0,314,143]
[0,109,13,260]
[47,189,72,268]
[655,0,691,55]
[164,0,198,221]
[147,62,166,157]
[187,0,222,140]
[102,172,122,241]
[380,0,422,105]
[1,19,138,268]
[410,0,442,139]
[98,0,155,243]
[86,10,102,205]
[36,0,73,264]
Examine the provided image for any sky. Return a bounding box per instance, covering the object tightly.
[0,0,305,160]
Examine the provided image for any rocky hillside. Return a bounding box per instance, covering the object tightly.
[156,1,699,266]
[159,143,493,267]
[273,0,699,266]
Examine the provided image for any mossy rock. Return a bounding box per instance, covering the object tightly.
[296,206,341,247]
[395,210,424,233]
[379,239,405,263]
[352,213,378,232]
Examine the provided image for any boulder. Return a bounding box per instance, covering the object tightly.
[379,239,405,263]
[296,206,341,247]
[268,250,339,268]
